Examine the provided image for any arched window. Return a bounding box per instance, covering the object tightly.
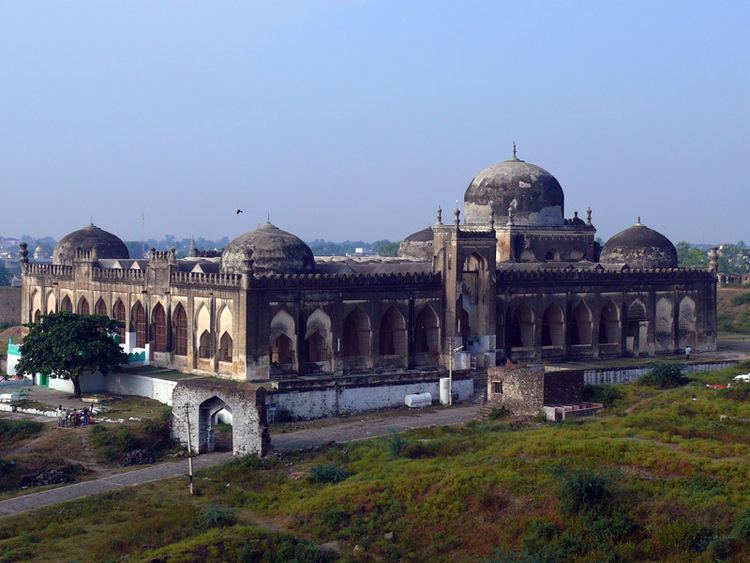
[33,309,41,323]
[153,303,167,352]
[219,332,233,362]
[199,330,212,358]
[306,332,327,362]
[77,297,89,316]
[542,304,564,347]
[571,302,592,345]
[678,296,697,347]
[379,307,406,356]
[60,295,73,313]
[544,249,561,262]
[174,303,188,356]
[414,305,439,354]
[305,309,330,365]
[511,304,534,347]
[95,298,107,317]
[272,334,294,365]
[599,301,619,344]
[131,302,147,348]
[113,299,126,343]
[458,308,471,348]
[342,307,371,357]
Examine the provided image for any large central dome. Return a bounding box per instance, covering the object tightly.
[464,151,565,226]
[52,224,130,265]
[221,222,316,275]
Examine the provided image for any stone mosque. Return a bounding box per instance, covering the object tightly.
[20,149,717,380]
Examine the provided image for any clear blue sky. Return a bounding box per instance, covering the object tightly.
[1,1,748,244]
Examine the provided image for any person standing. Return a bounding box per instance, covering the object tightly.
[685,346,692,361]
[57,405,64,428]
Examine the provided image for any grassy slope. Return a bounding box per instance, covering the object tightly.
[5,364,750,561]
[718,288,750,333]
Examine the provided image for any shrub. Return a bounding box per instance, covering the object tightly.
[387,432,408,457]
[402,442,437,459]
[731,292,750,306]
[197,504,237,530]
[559,470,612,514]
[319,506,349,532]
[488,407,510,420]
[639,364,687,389]
[583,384,623,407]
[724,386,750,402]
[732,508,750,539]
[656,521,715,553]
[587,512,636,542]
[309,463,351,484]
[0,419,43,441]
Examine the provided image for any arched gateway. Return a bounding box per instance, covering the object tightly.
[172,378,270,456]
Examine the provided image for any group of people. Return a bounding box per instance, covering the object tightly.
[56,405,94,428]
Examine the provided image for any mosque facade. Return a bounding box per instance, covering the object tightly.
[20,151,717,380]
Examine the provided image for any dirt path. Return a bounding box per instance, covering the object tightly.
[0,404,480,518]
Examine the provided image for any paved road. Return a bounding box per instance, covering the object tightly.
[0,404,479,518]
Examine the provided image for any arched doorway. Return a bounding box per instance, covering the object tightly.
[542,304,564,347]
[379,307,406,357]
[131,301,147,348]
[678,297,697,348]
[95,298,107,317]
[152,303,167,352]
[304,309,331,372]
[598,301,620,345]
[571,302,592,346]
[655,297,674,352]
[511,304,534,348]
[113,299,126,344]
[414,305,440,355]
[174,303,188,356]
[270,310,296,373]
[626,300,647,356]
[77,296,90,316]
[60,295,73,313]
[342,307,371,358]
[198,396,233,453]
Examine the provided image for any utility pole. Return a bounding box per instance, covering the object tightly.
[184,404,194,495]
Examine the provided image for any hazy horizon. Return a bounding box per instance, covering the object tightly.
[2,1,747,244]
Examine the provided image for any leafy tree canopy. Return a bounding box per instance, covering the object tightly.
[16,312,128,397]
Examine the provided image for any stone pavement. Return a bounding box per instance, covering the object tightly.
[0,404,479,518]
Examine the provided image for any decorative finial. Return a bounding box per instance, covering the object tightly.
[637,216,641,225]
[436,205,443,225]
[454,207,461,227]
[512,142,517,160]
[586,207,592,225]
[267,212,271,224]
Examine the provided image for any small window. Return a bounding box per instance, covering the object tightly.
[492,381,503,394]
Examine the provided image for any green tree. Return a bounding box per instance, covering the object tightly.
[0,262,11,286]
[16,312,128,397]
[675,242,708,269]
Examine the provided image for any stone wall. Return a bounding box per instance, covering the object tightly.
[581,360,739,385]
[543,370,583,405]
[0,287,21,326]
[487,364,545,416]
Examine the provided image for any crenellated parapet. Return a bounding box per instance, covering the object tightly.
[23,263,75,279]
[496,265,716,283]
[250,271,441,289]
[92,267,146,282]
[170,270,243,288]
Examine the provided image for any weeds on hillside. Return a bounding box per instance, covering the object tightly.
[309,463,351,484]
[639,363,687,388]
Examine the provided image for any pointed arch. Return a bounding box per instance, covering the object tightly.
[77,296,90,316]
[542,303,564,347]
[174,303,188,356]
[544,248,561,262]
[152,303,167,352]
[95,297,107,317]
[627,299,647,321]
[305,309,331,364]
[217,305,233,343]
[463,252,486,272]
[270,310,296,368]
[219,331,233,362]
[571,301,592,345]
[458,307,471,348]
[198,329,212,358]
[60,295,73,313]
[598,301,620,344]
[113,298,126,343]
[678,296,697,348]
[655,297,673,351]
[379,306,406,356]
[131,301,147,348]
[342,307,371,357]
[46,291,57,314]
[511,304,534,347]
[414,304,440,354]
[33,309,41,323]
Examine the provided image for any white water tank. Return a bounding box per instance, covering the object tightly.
[405,392,432,408]
[439,377,451,405]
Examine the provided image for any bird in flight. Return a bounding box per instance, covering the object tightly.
[236,209,243,215]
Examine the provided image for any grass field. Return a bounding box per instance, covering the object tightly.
[718,288,750,333]
[4,363,750,561]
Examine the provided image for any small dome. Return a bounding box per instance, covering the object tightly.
[600,221,678,268]
[464,152,565,226]
[398,227,433,260]
[221,222,315,275]
[52,224,130,265]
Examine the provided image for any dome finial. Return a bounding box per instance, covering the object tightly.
[267,212,271,224]
[637,216,642,225]
[436,205,443,225]
[512,141,517,160]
